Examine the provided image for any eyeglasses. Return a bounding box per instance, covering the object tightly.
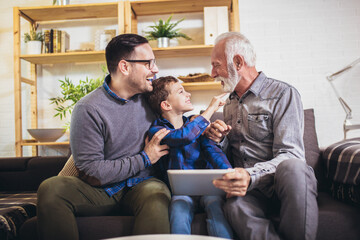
[124,59,156,70]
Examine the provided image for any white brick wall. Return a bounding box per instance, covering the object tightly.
[238,0,360,146]
[0,0,359,157]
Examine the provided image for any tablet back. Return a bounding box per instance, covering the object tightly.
[167,169,233,196]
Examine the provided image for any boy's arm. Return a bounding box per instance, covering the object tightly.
[200,136,232,169]
[149,116,210,147]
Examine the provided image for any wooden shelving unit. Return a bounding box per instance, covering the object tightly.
[13,0,239,156]
[124,0,239,37]
[13,2,125,156]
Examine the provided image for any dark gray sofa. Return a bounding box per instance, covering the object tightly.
[1,109,359,240]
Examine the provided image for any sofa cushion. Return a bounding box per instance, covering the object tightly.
[317,192,360,240]
[323,138,360,185]
[58,155,79,177]
[330,182,360,207]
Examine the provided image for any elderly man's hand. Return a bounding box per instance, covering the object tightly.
[204,119,232,143]
[213,168,251,198]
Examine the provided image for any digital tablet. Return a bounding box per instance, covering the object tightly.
[167,169,235,196]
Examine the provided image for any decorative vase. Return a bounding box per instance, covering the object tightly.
[157,37,170,48]
[26,41,42,54]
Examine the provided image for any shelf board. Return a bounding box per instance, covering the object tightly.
[21,51,105,64]
[20,45,213,64]
[182,81,221,91]
[19,2,118,22]
[131,0,232,16]
[22,140,70,146]
[153,45,213,58]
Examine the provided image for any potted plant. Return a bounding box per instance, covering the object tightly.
[50,66,106,130]
[145,15,192,48]
[53,0,70,5]
[24,24,44,54]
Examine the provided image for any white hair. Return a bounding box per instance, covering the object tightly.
[215,32,256,67]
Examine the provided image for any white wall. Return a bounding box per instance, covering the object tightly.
[0,0,359,157]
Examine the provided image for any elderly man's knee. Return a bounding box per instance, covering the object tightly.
[276,159,308,176]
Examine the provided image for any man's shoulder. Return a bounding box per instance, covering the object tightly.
[259,76,299,100]
[78,86,106,106]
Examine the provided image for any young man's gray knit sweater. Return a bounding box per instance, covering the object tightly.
[70,85,157,186]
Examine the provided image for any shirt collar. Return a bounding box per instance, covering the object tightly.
[248,71,267,97]
[229,71,267,100]
[103,74,134,103]
[158,115,189,129]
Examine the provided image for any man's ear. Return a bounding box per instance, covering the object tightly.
[118,60,130,75]
[160,100,172,112]
[233,55,244,71]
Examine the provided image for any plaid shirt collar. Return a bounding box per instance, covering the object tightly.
[103,74,140,103]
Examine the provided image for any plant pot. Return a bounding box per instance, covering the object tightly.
[54,0,70,5]
[157,37,170,48]
[26,41,42,54]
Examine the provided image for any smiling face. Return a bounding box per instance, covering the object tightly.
[211,40,241,93]
[127,43,159,94]
[165,81,194,114]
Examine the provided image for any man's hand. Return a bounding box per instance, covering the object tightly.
[204,119,232,143]
[213,168,251,198]
[144,128,170,164]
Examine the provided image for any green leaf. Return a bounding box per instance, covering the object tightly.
[144,15,192,41]
[50,68,106,129]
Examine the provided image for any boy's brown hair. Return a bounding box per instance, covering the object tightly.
[146,76,178,115]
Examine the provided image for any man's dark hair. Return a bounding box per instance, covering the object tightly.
[105,34,149,74]
[146,76,178,115]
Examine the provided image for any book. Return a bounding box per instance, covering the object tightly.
[43,30,51,53]
[52,30,61,53]
[61,31,70,52]
[49,29,54,53]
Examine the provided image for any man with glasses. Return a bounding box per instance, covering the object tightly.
[37,34,171,240]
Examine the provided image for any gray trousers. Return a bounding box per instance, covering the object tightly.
[224,159,318,240]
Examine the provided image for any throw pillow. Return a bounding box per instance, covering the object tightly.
[58,155,79,177]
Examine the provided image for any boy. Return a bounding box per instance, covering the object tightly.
[146,76,233,239]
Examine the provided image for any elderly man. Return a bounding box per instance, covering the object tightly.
[206,32,318,240]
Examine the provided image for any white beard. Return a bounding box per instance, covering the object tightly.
[216,67,241,93]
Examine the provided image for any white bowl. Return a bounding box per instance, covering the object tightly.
[27,128,66,142]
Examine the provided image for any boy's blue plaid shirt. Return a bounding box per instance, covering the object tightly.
[148,115,232,185]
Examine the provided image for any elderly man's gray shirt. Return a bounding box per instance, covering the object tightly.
[223,72,305,193]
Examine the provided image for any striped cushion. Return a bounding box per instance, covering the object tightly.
[323,138,360,185]
[0,192,37,240]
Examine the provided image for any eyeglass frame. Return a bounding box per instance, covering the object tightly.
[124,59,156,70]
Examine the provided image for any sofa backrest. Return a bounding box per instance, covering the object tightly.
[0,156,67,191]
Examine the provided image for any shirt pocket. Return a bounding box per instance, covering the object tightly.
[247,113,271,141]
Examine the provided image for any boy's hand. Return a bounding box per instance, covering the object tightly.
[201,93,228,121]
[208,93,227,112]
[144,128,170,164]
